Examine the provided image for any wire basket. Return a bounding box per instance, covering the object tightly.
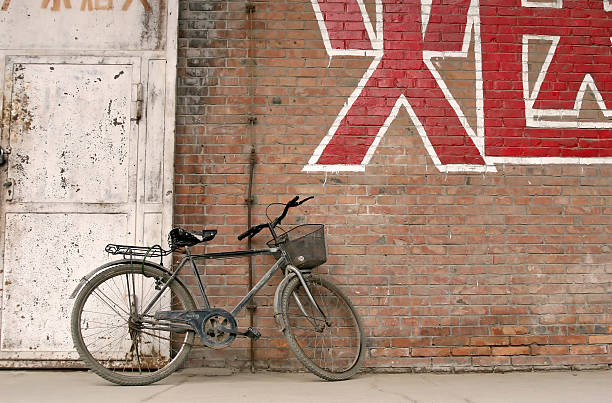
[267,224,327,270]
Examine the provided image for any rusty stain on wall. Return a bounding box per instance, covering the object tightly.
[1,0,10,11]
[139,0,165,51]
[10,65,35,133]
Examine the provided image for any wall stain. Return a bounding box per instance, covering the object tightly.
[11,70,35,133]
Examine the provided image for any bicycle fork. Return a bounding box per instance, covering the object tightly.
[275,265,330,332]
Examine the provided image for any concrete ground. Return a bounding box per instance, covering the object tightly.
[0,369,610,403]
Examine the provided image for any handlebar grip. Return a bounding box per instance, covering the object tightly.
[238,223,267,241]
[297,196,314,205]
[237,228,253,241]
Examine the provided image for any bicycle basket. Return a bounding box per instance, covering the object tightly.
[266,224,327,270]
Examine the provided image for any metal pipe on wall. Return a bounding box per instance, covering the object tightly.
[245,1,257,374]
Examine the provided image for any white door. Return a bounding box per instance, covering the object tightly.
[0,57,142,363]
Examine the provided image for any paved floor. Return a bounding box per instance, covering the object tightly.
[0,369,610,403]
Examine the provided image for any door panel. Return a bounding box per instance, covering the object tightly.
[1,213,128,356]
[8,63,132,204]
[0,57,140,361]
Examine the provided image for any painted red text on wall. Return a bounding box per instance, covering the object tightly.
[304,0,612,173]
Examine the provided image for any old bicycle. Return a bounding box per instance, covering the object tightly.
[70,196,365,385]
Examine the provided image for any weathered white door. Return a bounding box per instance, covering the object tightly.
[0,57,142,364]
[0,0,176,368]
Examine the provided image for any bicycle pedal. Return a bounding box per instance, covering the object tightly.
[244,327,261,340]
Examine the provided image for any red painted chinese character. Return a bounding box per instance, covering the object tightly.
[81,0,113,11]
[41,0,72,11]
[306,0,612,172]
[121,0,151,12]
[481,0,612,161]
[305,0,485,172]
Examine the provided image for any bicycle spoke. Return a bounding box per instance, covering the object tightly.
[91,288,130,318]
[72,264,195,385]
[282,275,364,380]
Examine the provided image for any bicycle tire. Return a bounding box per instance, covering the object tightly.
[71,264,196,385]
[280,274,365,381]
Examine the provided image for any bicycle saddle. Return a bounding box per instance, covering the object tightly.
[168,228,217,250]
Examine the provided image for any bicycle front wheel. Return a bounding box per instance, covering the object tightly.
[280,274,365,381]
[71,264,196,385]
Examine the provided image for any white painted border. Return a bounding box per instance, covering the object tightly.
[310,0,383,57]
[422,0,494,170]
[489,156,612,165]
[522,35,612,129]
[522,0,562,8]
[304,55,383,171]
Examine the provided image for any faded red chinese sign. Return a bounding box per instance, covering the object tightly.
[0,0,154,11]
[304,0,612,173]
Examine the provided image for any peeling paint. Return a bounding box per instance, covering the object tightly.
[10,68,35,132]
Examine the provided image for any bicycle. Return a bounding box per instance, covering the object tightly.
[70,196,365,385]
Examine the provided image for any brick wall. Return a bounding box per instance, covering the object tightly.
[176,0,612,372]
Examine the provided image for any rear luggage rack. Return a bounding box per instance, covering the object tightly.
[105,244,171,259]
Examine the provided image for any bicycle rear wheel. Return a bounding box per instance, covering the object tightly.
[71,264,196,385]
[280,274,365,381]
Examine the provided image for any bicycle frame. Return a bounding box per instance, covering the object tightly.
[140,243,328,331]
[140,245,280,317]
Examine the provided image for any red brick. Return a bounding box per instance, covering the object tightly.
[511,356,552,366]
[491,346,530,356]
[432,337,470,346]
[473,356,511,366]
[470,337,510,346]
[510,336,548,346]
[570,345,607,355]
[411,348,451,357]
[392,338,431,348]
[492,326,529,335]
[549,336,589,345]
[451,347,492,356]
[589,335,612,344]
[532,345,569,355]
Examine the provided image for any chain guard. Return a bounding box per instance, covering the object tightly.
[200,309,237,349]
[154,308,237,349]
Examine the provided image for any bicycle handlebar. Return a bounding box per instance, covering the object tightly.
[237,223,267,241]
[237,195,314,241]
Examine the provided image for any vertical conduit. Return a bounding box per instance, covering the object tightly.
[245,1,257,374]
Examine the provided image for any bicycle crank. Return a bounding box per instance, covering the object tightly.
[155,308,241,349]
[219,326,261,340]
